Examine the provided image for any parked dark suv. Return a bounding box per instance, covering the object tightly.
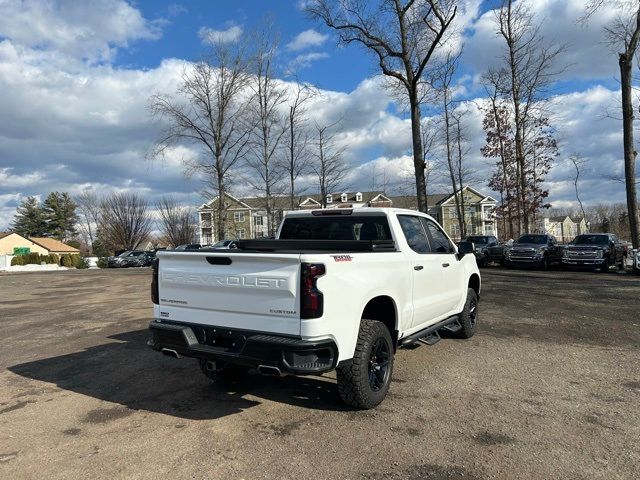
[463,235,503,267]
[562,233,625,272]
[504,234,561,270]
[107,250,147,268]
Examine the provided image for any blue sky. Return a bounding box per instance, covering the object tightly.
[0,0,636,230]
[115,0,372,92]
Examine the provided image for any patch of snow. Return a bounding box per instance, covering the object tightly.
[0,264,69,273]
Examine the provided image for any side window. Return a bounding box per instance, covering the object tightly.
[422,219,454,253]
[398,215,430,254]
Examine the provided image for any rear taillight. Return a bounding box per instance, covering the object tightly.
[151,258,159,304]
[300,263,325,319]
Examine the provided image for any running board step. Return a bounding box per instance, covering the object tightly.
[440,319,463,333]
[399,315,459,348]
[417,332,440,345]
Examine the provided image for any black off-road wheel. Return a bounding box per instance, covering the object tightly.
[337,319,394,409]
[454,288,478,339]
[539,255,549,271]
[600,258,610,273]
[199,359,250,383]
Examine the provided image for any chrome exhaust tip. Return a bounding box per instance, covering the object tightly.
[161,348,180,359]
[258,365,282,376]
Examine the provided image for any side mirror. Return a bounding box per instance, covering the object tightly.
[457,241,474,257]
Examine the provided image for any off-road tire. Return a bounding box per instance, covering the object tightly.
[539,255,549,271]
[337,319,394,409]
[199,359,249,383]
[454,288,478,339]
[600,258,610,273]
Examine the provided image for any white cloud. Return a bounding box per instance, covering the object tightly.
[0,0,635,230]
[198,25,243,45]
[463,0,620,82]
[0,168,45,188]
[286,29,329,51]
[0,0,164,64]
[288,52,329,70]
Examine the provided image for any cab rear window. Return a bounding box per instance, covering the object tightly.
[280,215,392,241]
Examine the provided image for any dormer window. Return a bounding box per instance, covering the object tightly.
[355,192,362,202]
[326,194,332,204]
[341,193,347,203]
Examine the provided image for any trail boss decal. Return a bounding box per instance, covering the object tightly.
[331,254,353,262]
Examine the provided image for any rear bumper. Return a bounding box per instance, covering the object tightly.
[148,320,338,375]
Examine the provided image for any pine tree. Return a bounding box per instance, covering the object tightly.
[42,192,78,241]
[12,196,47,237]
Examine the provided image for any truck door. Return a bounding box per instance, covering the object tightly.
[397,215,459,329]
[420,218,462,319]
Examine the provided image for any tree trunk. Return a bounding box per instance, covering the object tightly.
[216,169,226,242]
[289,111,296,211]
[455,119,467,237]
[410,95,427,213]
[620,52,640,249]
[442,91,462,238]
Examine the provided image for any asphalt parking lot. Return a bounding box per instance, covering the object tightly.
[0,268,639,479]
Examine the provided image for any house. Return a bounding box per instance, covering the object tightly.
[536,215,588,243]
[197,186,498,243]
[430,186,498,241]
[0,232,80,256]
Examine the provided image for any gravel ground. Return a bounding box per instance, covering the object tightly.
[0,267,638,479]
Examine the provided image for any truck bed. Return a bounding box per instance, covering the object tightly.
[200,239,397,253]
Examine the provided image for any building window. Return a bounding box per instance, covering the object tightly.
[254,215,264,226]
[234,212,245,223]
[449,224,460,237]
[326,194,332,204]
[341,193,347,202]
[236,229,245,239]
[355,192,362,202]
[448,208,457,219]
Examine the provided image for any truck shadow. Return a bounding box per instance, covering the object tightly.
[8,329,347,420]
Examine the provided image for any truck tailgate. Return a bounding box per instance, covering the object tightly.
[156,251,302,336]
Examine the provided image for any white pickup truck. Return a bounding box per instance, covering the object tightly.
[149,208,481,408]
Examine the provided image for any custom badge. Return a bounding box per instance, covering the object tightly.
[331,254,353,262]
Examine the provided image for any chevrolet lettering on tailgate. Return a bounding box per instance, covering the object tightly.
[162,272,288,289]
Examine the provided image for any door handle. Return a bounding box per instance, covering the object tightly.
[414,265,424,271]
[442,263,450,268]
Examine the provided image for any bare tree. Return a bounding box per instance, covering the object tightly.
[307,0,457,213]
[420,116,439,210]
[75,191,101,252]
[569,154,588,221]
[149,40,251,241]
[583,0,640,248]
[245,26,288,237]
[284,80,316,210]
[311,121,349,207]
[156,197,197,247]
[432,50,468,237]
[99,193,153,251]
[481,68,517,239]
[495,0,565,233]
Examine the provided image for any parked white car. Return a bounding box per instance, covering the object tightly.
[148,208,481,408]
